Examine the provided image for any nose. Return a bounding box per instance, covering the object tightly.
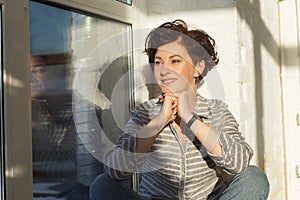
[159,65,171,76]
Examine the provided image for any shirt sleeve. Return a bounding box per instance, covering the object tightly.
[104,107,146,180]
[207,100,253,174]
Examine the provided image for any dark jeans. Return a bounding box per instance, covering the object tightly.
[89,166,270,200]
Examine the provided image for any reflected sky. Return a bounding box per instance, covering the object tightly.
[29,1,72,55]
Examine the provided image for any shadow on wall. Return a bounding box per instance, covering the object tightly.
[237,0,281,169]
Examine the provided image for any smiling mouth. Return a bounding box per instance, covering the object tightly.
[161,78,177,84]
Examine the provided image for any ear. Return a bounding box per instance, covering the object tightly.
[194,60,205,78]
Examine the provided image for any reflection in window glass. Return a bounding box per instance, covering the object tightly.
[30,1,133,199]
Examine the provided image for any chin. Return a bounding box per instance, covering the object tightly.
[160,87,185,93]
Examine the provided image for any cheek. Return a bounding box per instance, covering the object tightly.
[178,66,196,84]
[153,66,160,80]
[177,67,192,79]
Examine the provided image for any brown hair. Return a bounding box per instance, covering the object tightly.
[145,19,219,82]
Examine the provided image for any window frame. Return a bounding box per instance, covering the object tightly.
[38,0,135,24]
[0,5,5,200]
[1,0,136,199]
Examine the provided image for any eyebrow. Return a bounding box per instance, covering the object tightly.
[154,54,183,59]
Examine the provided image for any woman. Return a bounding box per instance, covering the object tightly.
[90,20,269,200]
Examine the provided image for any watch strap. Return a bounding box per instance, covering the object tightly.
[186,113,203,129]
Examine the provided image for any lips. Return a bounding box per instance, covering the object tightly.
[161,78,177,84]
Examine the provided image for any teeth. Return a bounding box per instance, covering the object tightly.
[162,79,175,83]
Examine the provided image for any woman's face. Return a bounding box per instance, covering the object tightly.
[154,41,200,93]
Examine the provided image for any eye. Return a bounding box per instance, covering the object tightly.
[155,61,163,65]
[172,59,181,64]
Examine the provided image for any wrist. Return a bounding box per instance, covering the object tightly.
[182,113,194,124]
[155,112,170,128]
[185,113,203,130]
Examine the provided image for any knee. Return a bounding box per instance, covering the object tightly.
[220,166,270,200]
[238,166,270,197]
[89,173,135,200]
[243,166,269,187]
[89,173,113,199]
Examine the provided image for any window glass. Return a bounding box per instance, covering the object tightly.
[30,1,133,199]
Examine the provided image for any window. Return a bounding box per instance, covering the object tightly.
[0,8,5,200]
[30,1,133,199]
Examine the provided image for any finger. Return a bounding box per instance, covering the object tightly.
[163,92,176,98]
[158,96,164,102]
[163,95,173,102]
[172,107,177,115]
[164,97,176,112]
[171,98,178,109]
[162,96,172,107]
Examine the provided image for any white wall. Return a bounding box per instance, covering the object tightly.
[279,1,300,200]
[237,1,286,199]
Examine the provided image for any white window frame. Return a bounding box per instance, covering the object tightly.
[1,0,136,199]
[42,0,135,24]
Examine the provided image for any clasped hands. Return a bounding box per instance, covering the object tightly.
[157,91,197,127]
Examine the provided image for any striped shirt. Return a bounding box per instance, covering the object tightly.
[105,94,253,200]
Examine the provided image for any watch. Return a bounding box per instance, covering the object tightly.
[186,113,203,129]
